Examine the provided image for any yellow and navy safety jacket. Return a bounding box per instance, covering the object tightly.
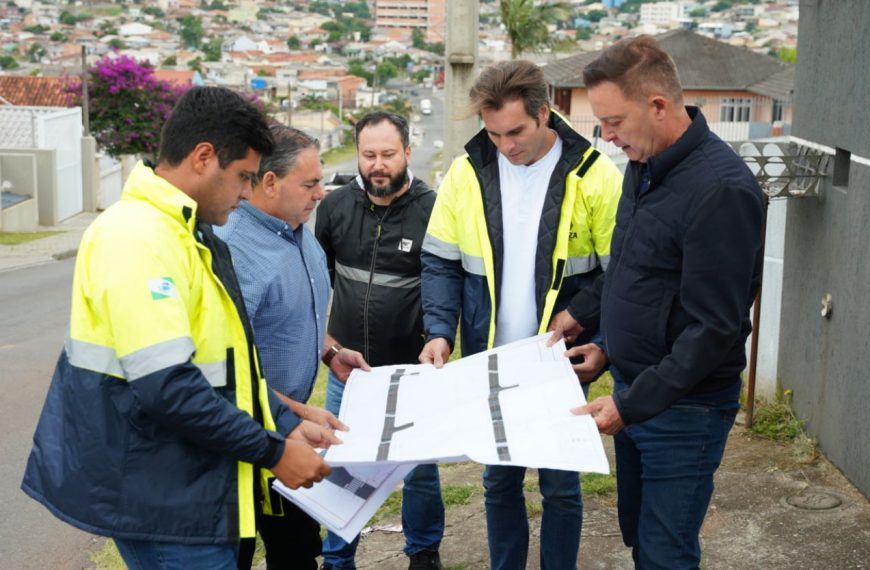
[421,112,622,356]
[21,162,298,544]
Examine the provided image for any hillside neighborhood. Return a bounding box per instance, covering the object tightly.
[2,1,870,570]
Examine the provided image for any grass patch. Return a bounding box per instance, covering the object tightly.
[750,395,804,442]
[588,372,613,400]
[582,472,617,497]
[322,142,357,167]
[0,230,63,245]
[525,497,543,517]
[89,539,124,570]
[442,483,480,506]
[372,489,403,522]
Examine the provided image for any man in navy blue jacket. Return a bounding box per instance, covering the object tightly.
[550,35,765,568]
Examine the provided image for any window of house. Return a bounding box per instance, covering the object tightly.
[771,99,783,122]
[719,97,753,122]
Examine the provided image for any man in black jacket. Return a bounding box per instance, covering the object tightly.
[550,36,765,568]
[314,112,444,570]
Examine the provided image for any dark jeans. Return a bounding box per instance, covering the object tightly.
[614,384,737,569]
[116,539,238,570]
[483,465,583,570]
[237,495,321,570]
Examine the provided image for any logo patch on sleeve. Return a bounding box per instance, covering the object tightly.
[149,277,178,300]
[398,238,413,252]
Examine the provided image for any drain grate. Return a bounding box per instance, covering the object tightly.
[782,490,845,511]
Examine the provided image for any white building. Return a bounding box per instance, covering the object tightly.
[639,1,688,25]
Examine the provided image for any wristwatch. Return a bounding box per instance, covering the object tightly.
[322,343,343,366]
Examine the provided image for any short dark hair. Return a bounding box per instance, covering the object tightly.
[354,111,409,149]
[583,35,683,103]
[157,86,274,168]
[257,125,320,182]
[469,60,550,120]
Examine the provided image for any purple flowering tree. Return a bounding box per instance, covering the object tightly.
[67,55,189,158]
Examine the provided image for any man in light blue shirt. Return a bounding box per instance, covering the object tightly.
[216,125,369,570]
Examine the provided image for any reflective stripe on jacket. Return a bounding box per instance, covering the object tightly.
[421,112,622,356]
[21,162,296,543]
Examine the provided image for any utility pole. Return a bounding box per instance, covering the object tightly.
[287,80,293,127]
[444,0,480,162]
[81,46,90,136]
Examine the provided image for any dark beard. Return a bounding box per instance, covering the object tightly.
[360,167,408,198]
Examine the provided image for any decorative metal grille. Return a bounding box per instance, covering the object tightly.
[732,141,831,199]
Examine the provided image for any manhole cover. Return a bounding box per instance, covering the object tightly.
[783,490,844,511]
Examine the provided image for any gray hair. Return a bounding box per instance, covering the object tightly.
[257,125,320,181]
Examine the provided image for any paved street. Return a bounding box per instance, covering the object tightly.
[0,259,99,569]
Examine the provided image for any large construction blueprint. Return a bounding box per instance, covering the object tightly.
[324,334,610,473]
[276,334,610,541]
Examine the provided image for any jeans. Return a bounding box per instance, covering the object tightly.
[322,371,445,569]
[483,380,588,570]
[483,466,582,570]
[613,381,738,570]
[115,539,238,570]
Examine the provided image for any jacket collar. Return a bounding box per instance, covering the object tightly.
[123,161,199,233]
[645,106,708,188]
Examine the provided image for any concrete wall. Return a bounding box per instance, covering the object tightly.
[0,154,39,232]
[778,0,870,496]
[0,148,57,226]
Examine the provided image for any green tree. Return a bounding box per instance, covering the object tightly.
[108,38,126,50]
[0,55,18,70]
[688,7,706,18]
[348,59,373,84]
[143,6,165,17]
[500,0,569,58]
[187,57,203,72]
[23,24,47,33]
[97,21,117,37]
[162,54,177,66]
[584,9,608,22]
[50,31,67,42]
[203,37,222,62]
[59,11,78,25]
[382,95,412,117]
[308,1,331,16]
[412,28,425,49]
[180,15,204,49]
[27,42,46,63]
[287,35,301,49]
[375,60,399,86]
[575,26,591,40]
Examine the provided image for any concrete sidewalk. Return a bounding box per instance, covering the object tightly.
[0,212,98,273]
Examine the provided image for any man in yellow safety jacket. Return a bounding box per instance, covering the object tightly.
[418,61,622,570]
[21,87,334,570]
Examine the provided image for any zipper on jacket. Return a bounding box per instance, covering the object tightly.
[363,203,391,363]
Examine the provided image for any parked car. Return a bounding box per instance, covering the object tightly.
[323,172,356,194]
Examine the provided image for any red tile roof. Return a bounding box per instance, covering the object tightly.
[0,75,72,107]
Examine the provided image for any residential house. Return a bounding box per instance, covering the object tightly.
[542,30,793,155]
